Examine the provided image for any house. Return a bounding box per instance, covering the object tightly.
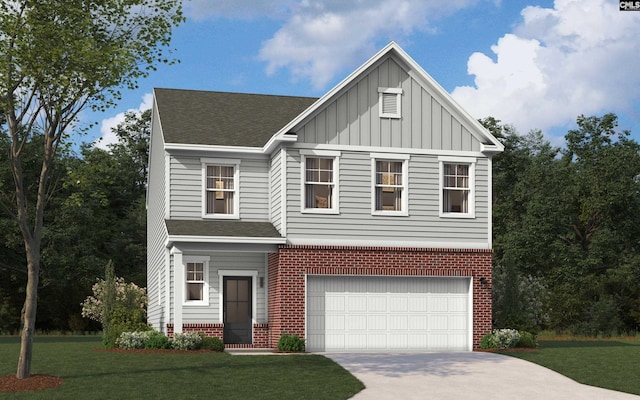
[146,42,503,352]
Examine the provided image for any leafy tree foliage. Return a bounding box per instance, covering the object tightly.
[488,114,640,335]
[0,0,182,377]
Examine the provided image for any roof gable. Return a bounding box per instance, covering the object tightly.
[154,88,317,147]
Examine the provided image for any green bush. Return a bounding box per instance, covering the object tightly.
[145,331,172,349]
[516,331,537,348]
[480,332,497,349]
[200,335,225,352]
[104,306,151,348]
[277,333,305,352]
[172,332,203,350]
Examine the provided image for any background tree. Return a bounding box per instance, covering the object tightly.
[0,0,183,378]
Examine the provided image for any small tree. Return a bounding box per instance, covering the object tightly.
[82,265,149,347]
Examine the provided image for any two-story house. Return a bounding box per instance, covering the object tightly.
[147,42,503,352]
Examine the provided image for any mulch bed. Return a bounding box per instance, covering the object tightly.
[0,374,63,393]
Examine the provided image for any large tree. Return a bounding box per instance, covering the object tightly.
[0,0,183,378]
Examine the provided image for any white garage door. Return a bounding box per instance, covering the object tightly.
[306,276,471,352]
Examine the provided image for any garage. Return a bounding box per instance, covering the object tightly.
[306,276,471,352]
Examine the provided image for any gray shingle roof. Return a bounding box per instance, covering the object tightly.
[165,219,283,239]
[154,88,318,147]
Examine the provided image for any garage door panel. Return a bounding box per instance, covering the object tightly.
[307,276,470,352]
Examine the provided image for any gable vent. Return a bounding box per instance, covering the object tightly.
[378,87,402,118]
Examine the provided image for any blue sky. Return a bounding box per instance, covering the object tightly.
[88,0,640,148]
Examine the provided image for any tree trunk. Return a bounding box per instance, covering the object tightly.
[16,244,40,379]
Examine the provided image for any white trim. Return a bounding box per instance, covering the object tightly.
[370,156,409,217]
[166,142,263,154]
[468,278,474,351]
[183,255,211,306]
[164,152,171,219]
[217,270,259,326]
[164,247,171,333]
[378,87,402,119]
[166,235,287,248]
[438,156,476,219]
[280,148,287,236]
[171,247,183,334]
[201,159,241,219]
[300,153,340,215]
[487,157,493,248]
[288,237,491,249]
[292,143,486,158]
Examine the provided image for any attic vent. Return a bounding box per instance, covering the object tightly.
[378,87,402,118]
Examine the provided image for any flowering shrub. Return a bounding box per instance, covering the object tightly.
[116,331,151,350]
[81,277,147,324]
[171,332,203,350]
[493,329,521,349]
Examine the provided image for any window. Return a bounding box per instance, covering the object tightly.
[371,154,409,216]
[186,262,204,301]
[300,150,340,213]
[378,87,402,118]
[202,158,240,219]
[184,256,209,305]
[439,156,476,218]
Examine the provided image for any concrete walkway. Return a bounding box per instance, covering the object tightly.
[326,352,640,400]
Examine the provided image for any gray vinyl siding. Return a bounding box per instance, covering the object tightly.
[294,57,481,152]
[147,103,168,331]
[285,149,489,245]
[169,155,270,221]
[181,252,268,324]
[270,150,283,233]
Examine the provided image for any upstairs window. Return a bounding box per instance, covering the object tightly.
[378,87,402,118]
[439,156,476,218]
[202,158,240,219]
[300,150,340,213]
[371,153,409,216]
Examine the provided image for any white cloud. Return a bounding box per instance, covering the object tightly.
[94,93,153,150]
[257,0,479,90]
[451,0,640,135]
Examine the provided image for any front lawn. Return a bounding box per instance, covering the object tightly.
[0,336,364,399]
[499,339,640,396]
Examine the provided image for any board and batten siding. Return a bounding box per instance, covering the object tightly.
[168,155,271,221]
[180,252,268,324]
[294,57,481,152]
[147,105,169,331]
[285,149,489,246]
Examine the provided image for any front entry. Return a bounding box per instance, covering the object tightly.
[223,277,252,344]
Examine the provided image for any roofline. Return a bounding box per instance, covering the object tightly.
[164,142,264,154]
[264,41,504,155]
[166,235,287,248]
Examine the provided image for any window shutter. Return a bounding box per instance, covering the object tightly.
[382,92,397,115]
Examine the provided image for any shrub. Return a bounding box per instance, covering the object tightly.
[104,306,151,348]
[172,332,203,350]
[480,332,497,349]
[493,328,521,349]
[145,331,172,349]
[200,335,225,352]
[116,331,150,350]
[277,334,305,352]
[516,331,538,348]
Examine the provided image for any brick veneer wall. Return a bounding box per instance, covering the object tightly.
[166,323,270,348]
[268,245,492,350]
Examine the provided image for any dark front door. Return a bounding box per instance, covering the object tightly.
[223,277,252,344]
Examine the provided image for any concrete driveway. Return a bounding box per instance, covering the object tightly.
[326,352,640,400]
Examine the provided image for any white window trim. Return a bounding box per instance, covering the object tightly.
[201,158,241,219]
[300,149,340,214]
[370,153,409,216]
[217,270,259,325]
[439,156,476,219]
[183,255,210,306]
[378,87,402,119]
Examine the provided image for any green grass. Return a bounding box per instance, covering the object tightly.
[499,339,640,395]
[0,336,364,400]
